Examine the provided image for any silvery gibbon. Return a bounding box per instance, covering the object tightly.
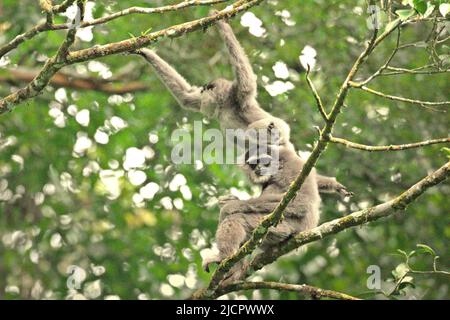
[134,19,351,197]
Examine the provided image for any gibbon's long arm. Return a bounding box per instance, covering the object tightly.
[216,20,257,103]
[136,48,202,111]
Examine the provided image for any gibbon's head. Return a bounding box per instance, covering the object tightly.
[200,78,233,116]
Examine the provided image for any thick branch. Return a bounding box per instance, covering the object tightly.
[212,281,361,300]
[330,136,450,152]
[247,161,450,275]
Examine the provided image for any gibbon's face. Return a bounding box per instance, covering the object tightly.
[200,78,233,112]
[241,147,280,185]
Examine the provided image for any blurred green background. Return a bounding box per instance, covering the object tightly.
[0,0,448,300]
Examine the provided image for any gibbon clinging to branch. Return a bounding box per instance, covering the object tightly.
[203,144,322,284]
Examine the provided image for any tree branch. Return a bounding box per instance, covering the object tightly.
[198,19,401,300]
[246,161,450,276]
[329,136,450,152]
[0,0,229,59]
[358,26,401,86]
[51,0,76,14]
[212,281,361,300]
[65,0,264,64]
[305,66,328,121]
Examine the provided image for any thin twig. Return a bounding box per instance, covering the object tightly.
[0,67,150,94]
[329,136,450,152]
[0,0,83,113]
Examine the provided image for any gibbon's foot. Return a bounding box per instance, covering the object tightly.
[218,194,239,207]
[202,255,222,273]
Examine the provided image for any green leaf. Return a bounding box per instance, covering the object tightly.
[439,3,450,16]
[413,0,427,14]
[396,9,416,20]
[416,244,436,256]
